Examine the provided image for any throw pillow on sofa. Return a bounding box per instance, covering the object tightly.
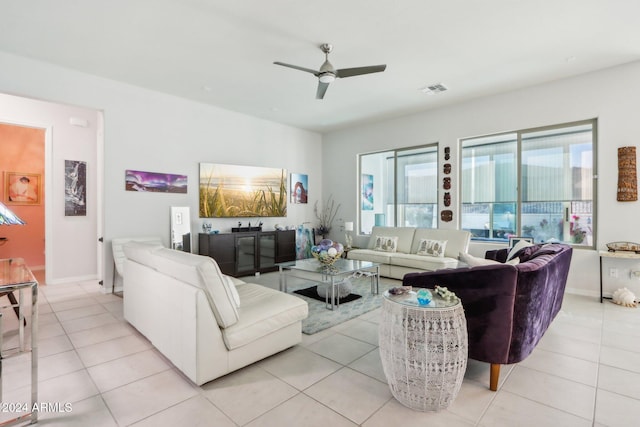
[417,239,447,257]
[373,236,398,252]
[507,239,535,261]
[459,252,520,267]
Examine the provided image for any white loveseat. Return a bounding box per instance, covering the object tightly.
[347,226,471,279]
[122,241,308,385]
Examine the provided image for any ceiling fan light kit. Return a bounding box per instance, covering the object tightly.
[274,43,386,99]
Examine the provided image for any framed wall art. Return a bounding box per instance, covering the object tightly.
[4,171,41,205]
[362,173,374,210]
[199,163,287,218]
[125,170,187,193]
[290,173,308,204]
[65,160,86,216]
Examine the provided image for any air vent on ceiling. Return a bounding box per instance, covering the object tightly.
[420,83,448,95]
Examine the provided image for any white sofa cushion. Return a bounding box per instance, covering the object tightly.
[347,248,392,264]
[138,247,240,328]
[222,283,308,350]
[390,253,459,270]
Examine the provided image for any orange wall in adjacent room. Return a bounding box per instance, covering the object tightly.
[0,123,45,268]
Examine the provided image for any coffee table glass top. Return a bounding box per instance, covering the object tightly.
[278,258,378,275]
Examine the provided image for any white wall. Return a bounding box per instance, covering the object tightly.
[0,51,322,289]
[323,60,640,298]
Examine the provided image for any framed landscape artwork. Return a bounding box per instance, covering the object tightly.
[125,170,187,193]
[199,163,287,218]
[5,172,41,205]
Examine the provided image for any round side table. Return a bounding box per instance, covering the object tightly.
[379,289,468,411]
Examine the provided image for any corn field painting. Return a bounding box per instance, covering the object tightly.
[199,163,287,218]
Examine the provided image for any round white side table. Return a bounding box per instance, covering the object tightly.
[379,289,468,411]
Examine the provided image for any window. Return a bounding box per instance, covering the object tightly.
[461,120,596,246]
[359,145,438,234]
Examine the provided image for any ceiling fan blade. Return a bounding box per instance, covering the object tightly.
[336,64,387,78]
[316,81,330,99]
[273,62,319,76]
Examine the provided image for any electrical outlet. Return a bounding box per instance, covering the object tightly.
[609,267,619,278]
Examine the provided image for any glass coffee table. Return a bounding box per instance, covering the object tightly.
[278,258,379,310]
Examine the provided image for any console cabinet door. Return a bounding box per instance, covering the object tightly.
[275,230,296,263]
[199,233,235,276]
[236,234,257,275]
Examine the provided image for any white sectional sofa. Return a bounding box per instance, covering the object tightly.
[347,226,471,279]
[122,241,308,385]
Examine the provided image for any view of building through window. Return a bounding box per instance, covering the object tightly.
[461,120,596,246]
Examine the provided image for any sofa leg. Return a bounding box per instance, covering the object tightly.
[490,363,500,391]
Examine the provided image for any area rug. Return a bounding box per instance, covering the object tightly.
[293,285,362,304]
[288,277,395,334]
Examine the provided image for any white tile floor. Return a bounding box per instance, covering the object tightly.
[1,271,639,426]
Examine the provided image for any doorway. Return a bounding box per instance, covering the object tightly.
[0,123,45,271]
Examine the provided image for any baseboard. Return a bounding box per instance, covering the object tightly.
[47,274,98,285]
[564,286,603,299]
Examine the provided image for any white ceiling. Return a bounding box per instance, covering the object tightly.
[1,1,639,133]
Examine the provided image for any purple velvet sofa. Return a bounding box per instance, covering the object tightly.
[402,243,572,391]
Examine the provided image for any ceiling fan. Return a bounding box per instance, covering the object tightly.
[274,43,386,99]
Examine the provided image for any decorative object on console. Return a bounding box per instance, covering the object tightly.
[290,173,308,204]
[314,194,340,237]
[606,241,640,253]
[199,163,287,218]
[617,146,637,202]
[125,169,187,193]
[4,171,41,205]
[311,239,344,265]
[612,287,637,307]
[64,160,86,216]
[344,221,354,250]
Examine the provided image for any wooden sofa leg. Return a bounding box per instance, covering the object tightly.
[490,363,500,391]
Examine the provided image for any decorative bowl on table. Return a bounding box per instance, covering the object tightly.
[311,239,344,266]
